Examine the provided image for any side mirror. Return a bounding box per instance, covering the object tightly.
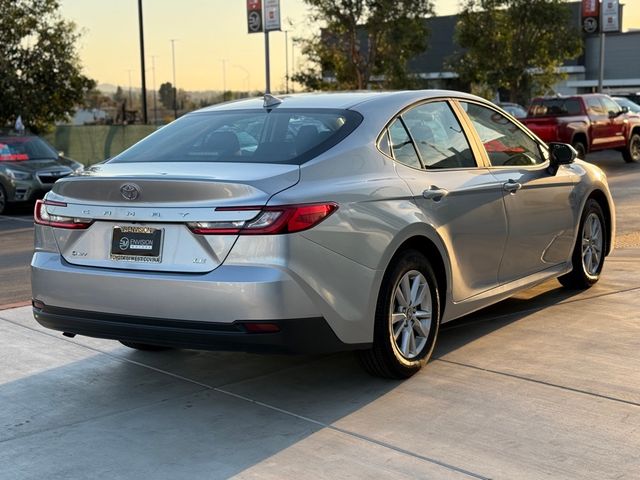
[621,106,629,114]
[58,151,65,157]
[548,142,576,175]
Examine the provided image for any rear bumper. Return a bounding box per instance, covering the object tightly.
[32,304,366,354]
[31,252,368,353]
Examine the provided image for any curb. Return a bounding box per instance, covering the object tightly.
[0,300,31,311]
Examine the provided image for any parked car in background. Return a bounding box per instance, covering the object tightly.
[32,91,615,379]
[499,102,528,119]
[522,94,640,163]
[613,96,640,115]
[0,133,84,214]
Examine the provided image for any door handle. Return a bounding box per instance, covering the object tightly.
[503,180,522,193]
[422,185,449,201]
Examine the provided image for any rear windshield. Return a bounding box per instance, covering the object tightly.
[0,136,57,161]
[110,108,362,165]
[528,99,582,117]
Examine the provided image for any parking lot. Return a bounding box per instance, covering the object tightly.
[1,152,639,479]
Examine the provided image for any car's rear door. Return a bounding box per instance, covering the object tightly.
[456,100,578,284]
[386,99,508,302]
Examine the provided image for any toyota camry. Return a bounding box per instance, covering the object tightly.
[31,91,615,378]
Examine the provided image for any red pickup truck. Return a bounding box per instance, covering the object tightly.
[522,93,640,163]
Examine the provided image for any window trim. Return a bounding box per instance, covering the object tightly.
[452,99,550,171]
[375,97,482,172]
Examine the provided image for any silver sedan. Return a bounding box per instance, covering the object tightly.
[31,91,615,378]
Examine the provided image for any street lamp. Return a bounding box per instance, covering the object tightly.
[137,0,148,124]
[233,64,251,94]
[170,39,178,119]
[151,55,158,125]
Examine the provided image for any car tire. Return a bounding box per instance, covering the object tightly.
[622,132,640,163]
[558,199,606,289]
[119,340,171,351]
[572,139,587,160]
[358,249,440,379]
[0,184,7,215]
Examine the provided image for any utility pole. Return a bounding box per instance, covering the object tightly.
[234,64,251,94]
[137,0,148,124]
[170,39,178,119]
[151,55,158,125]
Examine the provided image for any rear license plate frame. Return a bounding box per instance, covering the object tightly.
[110,226,163,263]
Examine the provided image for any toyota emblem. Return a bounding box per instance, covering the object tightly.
[120,183,140,200]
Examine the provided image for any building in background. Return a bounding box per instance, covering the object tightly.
[397,2,639,99]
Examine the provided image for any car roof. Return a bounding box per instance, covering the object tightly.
[195,90,488,113]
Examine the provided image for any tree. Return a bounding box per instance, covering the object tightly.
[293,0,435,90]
[159,82,175,110]
[0,0,95,132]
[451,0,582,104]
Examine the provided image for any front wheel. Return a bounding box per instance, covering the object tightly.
[572,139,587,160]
[358,249,440,379]
[0,184,7,215]
[558,199,606,289]
[622,133,640,163]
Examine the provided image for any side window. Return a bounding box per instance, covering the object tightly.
[586,97,605,116]
[461,102,544,167]
[403,101,476,169]
[377,130,392,157]
[601,97,620,115]
[388,118,421,169]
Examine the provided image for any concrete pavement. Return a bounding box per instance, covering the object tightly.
[1,247,639,479]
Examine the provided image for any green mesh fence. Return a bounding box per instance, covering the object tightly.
[43,125,159,166]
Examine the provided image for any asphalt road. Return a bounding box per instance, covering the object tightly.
[0,150,638,306]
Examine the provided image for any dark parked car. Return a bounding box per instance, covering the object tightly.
[0,133,84,214]
[522,94,640,163]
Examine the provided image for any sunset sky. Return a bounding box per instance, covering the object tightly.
[59,0,640,93]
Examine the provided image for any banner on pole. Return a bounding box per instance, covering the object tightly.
[602,0,620,32]
[582,0,599,34]
[264,0,281,32]
[247,0,263,34]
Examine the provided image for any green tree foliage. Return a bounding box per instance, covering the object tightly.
[293,0,435,90]
[159,82,175,110]
[0,0,95,132]
[451,0,582,104]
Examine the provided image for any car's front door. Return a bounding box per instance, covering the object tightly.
[386,100,508,302]
[600,96,628,149]
[458,100,578,284]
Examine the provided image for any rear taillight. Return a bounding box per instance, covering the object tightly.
[34,199,93,229]
[188,203,338,235]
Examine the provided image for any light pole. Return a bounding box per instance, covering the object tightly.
[234,64,251,94]
[137,0,148,124]
[127,69,133,106]
[283,30,289,94]
[170,39,178,119]
[221,59,227,97]
[151,55,158,125]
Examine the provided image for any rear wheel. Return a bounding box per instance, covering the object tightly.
[572,139,587,160]
[119,341,171,351]
[358,249,440,379]
[558,199,606,289]
[622,133,640,163]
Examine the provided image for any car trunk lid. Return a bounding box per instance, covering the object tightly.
[46,162,299,273]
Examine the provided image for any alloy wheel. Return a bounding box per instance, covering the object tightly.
[581,212,603,276]
[389,270,433,359]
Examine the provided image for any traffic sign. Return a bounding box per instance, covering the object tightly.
[247,0,263,34]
